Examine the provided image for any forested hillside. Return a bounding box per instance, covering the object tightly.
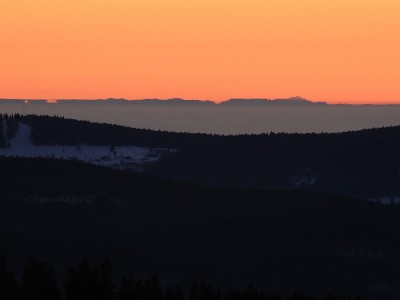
[0,157,400,298]
[6,114,400,198]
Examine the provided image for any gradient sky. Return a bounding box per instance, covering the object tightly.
[1,0,400,103]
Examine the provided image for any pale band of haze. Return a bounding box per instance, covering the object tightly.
[1,101,400,134]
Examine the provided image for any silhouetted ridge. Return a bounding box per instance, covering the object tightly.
[221,96,326,105]
[3,114,400,198]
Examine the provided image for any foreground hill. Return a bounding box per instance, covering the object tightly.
[1,157,400,298]
[4,114,400,199]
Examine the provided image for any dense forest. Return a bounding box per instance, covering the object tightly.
[0,157,400,298]
[0,255,377,300]
[0,115,6,147]
[1,115,400,298]
[3,114,400,197]
[0,114,20,147]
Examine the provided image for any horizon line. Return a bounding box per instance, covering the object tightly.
[2,97,400,106]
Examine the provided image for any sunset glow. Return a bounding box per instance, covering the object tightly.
[1,0,400,103]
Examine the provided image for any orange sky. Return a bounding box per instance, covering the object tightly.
[1,0,400,103]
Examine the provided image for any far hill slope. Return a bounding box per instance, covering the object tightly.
[4,114,400,198]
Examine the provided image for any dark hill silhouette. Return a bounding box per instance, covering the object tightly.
[7,114,400,198]
[0,156,400,298]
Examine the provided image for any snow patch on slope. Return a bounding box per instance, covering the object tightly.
[0,122,176,171]
[294,168,317,187]
[369,196,400,205]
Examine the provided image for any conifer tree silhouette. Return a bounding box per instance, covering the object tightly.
[21,258,60,300]
[0,255,19,300]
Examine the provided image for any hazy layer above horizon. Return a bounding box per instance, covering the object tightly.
[1,99,400,134]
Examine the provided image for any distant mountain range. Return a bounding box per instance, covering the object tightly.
[2,97,400,135]
[0,96,326,105]
[0,96,335,105]
[2,96,400,106]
